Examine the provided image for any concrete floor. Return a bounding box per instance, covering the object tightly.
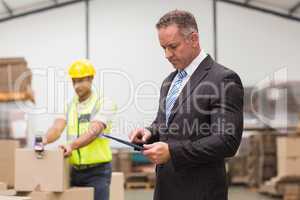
[125,186,280,200]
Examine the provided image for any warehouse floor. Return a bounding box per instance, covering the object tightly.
[125,186,278,200]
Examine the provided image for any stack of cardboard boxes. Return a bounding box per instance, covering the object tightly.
[277,136,300,176]
[0,57,33,102]
[0,140,20,189]
[284,184,300,200]
[15,149,70,193]
[0,182,17,196]
[0,140,125,200]
[229,131,278,187]
[0,57,34,147]
[0,196,31,200]
[14,149,94,200]
[0,140,28,199]
[259,136,300,197]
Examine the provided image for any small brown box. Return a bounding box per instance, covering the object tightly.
[15,149,70,192]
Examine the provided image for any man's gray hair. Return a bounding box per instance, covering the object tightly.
[156,10,198,36]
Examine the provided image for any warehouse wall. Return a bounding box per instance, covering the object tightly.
[0,3,86,147]
[0,0,214,147]
[217,2,300,86]
[89,0,214,143]
[0,0,299,147]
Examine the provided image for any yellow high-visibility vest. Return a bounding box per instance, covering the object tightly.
[66,92,115,165]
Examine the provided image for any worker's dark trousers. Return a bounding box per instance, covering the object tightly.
[71,162,112,200]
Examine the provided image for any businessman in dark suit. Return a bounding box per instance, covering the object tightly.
[129,10,243,200]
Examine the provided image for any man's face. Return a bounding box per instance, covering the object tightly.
[158,25,197,70]
[72,76,93,97]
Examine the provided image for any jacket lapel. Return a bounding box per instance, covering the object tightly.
[166,55,214,126]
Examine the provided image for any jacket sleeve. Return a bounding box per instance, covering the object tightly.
[145,116,160,144]
[145,78,169,144]
[169,72,244,171]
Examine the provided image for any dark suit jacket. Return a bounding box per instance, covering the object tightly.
[147,55,244,200]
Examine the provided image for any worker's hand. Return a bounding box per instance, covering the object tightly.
[143,142,170,164]
[59,144,73,157]
[42,136,48,145]
[129,128,151,144]
[34,136,45,152]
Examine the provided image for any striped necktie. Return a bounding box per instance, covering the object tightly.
[165,70,188,125]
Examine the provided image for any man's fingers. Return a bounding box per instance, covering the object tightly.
[143,151,158,164]
[142,147,153,155]
[131,135,143,143]
[129,130,138,142]
[143,143,155,150]
[129,129,144,143]
[132,133,143,143]
[142,134,149,142]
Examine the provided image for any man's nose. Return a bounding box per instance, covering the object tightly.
[165,48,173,59]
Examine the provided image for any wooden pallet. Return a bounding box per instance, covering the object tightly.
[284,184,300,200]
[125,181,153,189]
[125,172,155,189]
[230,175,249,185]
[284,195,300,200]
[260,176,300,198]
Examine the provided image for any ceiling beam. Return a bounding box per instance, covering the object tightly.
[218,0,300,23]
[85,0,90,59]
[1,0,13,16]
[213,0,218,61]
[289,1,300,15]
[0,0,85,23]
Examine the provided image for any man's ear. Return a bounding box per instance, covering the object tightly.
[190,32,199,47]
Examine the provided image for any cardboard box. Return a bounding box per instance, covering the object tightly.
[0,196,30,200]
[277,137,300,157]
[0,190,17,196]
[0,140,20,188]
[277,137,300,176]
[0,183,7,191]
[15,149,70,192]
[29,187,94,200]
[278,156,300,176]
[59,187,93,200]
[27,192,55,200]
[110,172,124,200]
[0,58,31,93]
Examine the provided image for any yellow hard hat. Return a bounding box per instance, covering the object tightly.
[68,59,96,78]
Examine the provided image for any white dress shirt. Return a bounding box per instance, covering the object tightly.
[167,50,208,99]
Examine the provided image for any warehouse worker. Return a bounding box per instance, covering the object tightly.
[42,59,116,200]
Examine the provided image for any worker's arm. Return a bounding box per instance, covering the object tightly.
[43,118,67,144]
[60,97,116,156]
[71,121,106,149]
[60,121,106,156]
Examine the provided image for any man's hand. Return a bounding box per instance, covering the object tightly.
[59,144,73,157]
[129,128,151,144]
[143,142,170,164]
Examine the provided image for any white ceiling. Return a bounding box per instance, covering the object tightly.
[229,0,300,17]
[0,0,299,20]
[0,0,74,16]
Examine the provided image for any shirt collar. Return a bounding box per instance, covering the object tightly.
[183,49,207,77]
